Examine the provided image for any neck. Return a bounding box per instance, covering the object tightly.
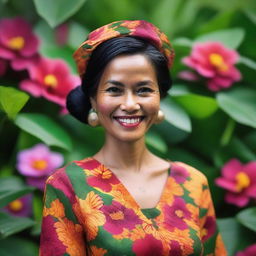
[95,134,151,173]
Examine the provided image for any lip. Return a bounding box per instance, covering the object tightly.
[113,116,144,128]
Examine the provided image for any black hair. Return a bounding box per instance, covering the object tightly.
[67,36,172,124]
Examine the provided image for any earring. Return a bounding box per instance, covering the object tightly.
[155,109,165,124]
[88,109,100,127]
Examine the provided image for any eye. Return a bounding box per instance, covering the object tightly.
[105,86,122,94]
[137,87,154,95]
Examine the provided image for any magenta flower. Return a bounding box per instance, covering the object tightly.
[20,58,80,107]
[182,42,241,91]
[163,197,191,230]
[171,164,189,184]
[2,194,32,217]
[215,159,256,207]
[236,244,256,256]
[0,17,40,70]
[0,58,8,76]
[16,144,63,190]
[102,201,142,235]
[132,234,163,256]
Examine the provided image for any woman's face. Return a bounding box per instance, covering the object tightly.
[91,54,160,143]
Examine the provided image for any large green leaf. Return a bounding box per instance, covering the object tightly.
[0,236,38,256]
[0,212,34,239]
[160,97,191,132]
[194,28,245,49]
[0,177,34,208]
[0,86,29,120]
[217,88,256,128]
[237,207,256,232]
[217,217,256,255]
[239,56,256,71]
[15,113,72,151]
[146,131,168,153]
[171,93,218,119]
[33,0,86,27]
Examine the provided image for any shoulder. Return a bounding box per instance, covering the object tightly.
[171,161,209,185]
[45,157,97,186]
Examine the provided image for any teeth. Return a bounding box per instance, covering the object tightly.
[117,118,140,124]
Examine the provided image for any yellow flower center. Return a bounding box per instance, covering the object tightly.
[9,199,23,211]
[102,170,112,179]
[175,210,184,218]
[44,74,58,88]
[209,53,228,72]
[235,172,250,192]
[109,211,124,221]
[8,36,25,50]
[32,160,48,171]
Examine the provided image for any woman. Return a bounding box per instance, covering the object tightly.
[40,20,227,256]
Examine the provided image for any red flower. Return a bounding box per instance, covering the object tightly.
[132,234,163,256]
[102,201,142,235]
[0,17,40,70]
[20,58,80,107]
[182,42,241,91]
[164,197,191,230]
[87,164,119,192]
[215,159,256,207]
[236,244,256,256]
[201,216,216,242]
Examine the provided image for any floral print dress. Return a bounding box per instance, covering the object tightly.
[40,158,227,256]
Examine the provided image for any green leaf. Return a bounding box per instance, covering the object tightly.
[14,113,72,151]
[239,56,256,71]
[237,207,256,232]
[0,212,34,239]
[161,97,191,132]
[0,236,38,256]
[146,131,168,153]
[194,28,245,49]
[0,86,29,120]
[0,177,34,208]
[33,0,86,27]
[217,88,256,128]
[217,217,255,255]
[172,93,218,119]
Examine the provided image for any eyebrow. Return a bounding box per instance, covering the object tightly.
[105,80,155,87]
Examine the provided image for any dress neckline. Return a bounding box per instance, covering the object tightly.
[90,157,173,211]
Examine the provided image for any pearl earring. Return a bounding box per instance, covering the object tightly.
[88,109,100,127]
[155,109,165,124]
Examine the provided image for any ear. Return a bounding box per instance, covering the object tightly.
[90,97,97,110]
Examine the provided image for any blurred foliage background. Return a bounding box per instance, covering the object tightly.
[0,0,256,255]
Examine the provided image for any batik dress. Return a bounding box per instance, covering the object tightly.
[40,158,227,256]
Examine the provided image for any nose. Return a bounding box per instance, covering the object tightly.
[120,92,140,112]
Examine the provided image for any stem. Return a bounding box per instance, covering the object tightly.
[220,118,236,147]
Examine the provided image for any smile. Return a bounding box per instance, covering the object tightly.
[114,116,144,128]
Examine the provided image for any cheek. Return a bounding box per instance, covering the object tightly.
[143,97,160,114]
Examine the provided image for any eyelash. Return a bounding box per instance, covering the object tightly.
[105,87,154,95]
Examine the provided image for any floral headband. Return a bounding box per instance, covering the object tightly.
[73,20,175,77]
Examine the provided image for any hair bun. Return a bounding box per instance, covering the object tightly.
[66,86,91,123]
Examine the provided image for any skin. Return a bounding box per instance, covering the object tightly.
[91,54,171,209]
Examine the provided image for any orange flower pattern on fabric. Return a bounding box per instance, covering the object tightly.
[40,158,227,256]
[73,192,105,241]
[73,20,175,77]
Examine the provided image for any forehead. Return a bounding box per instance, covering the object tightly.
[99,54,157,83]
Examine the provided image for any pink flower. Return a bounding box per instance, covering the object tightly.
[182,42,241,91]
[0,17,40,70]
[132,234,163,256]
[163,197,191,230]
[0,58,8,76]
[102,201,142,235]
[16,144,63,190]
[2,194,32,217]
[236,244,256,256]
[20,58,80,107]
[215,159,256,207]
[55,23,69,46]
